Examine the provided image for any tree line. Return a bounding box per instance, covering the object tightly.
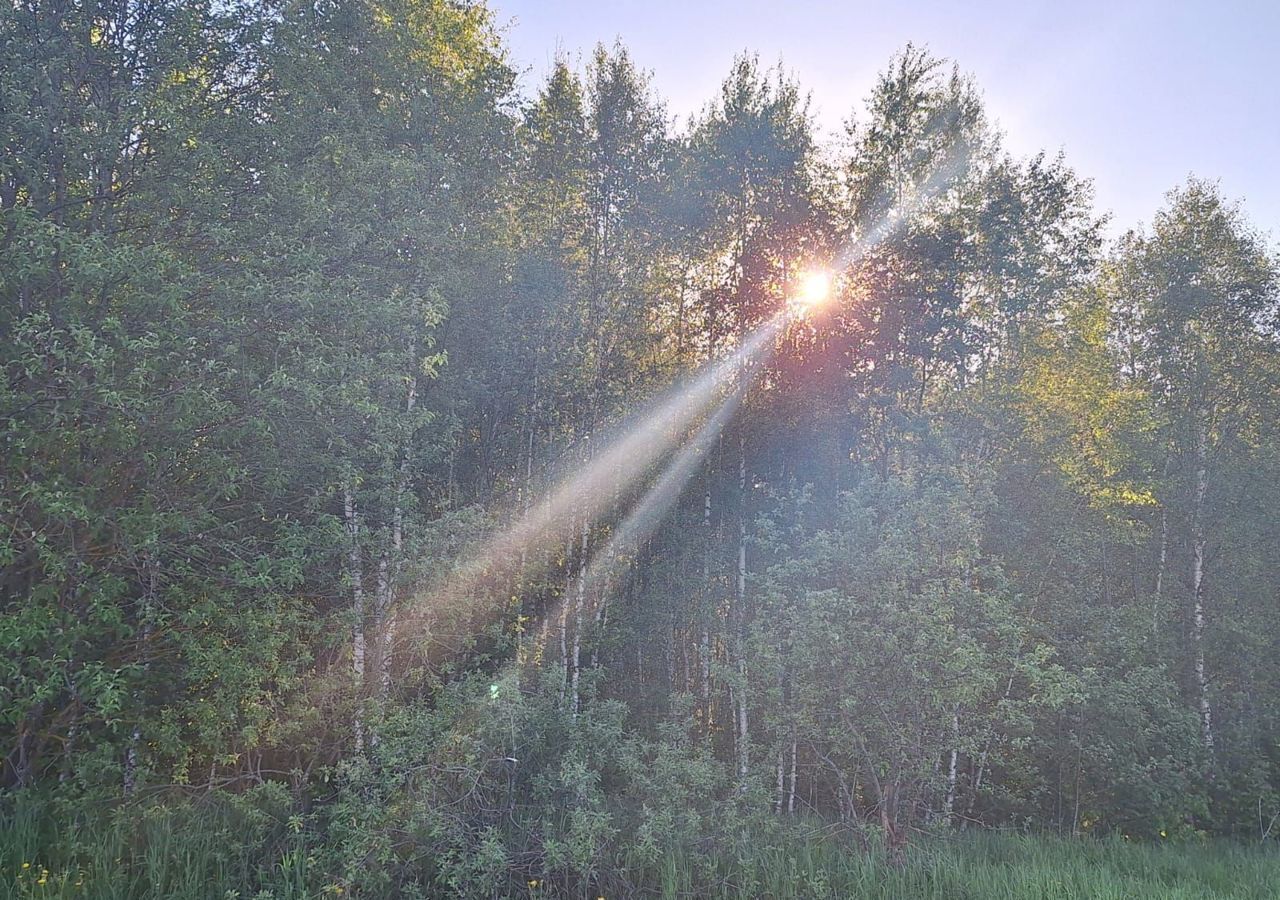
[3,0,1278,894]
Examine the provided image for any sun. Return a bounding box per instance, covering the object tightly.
[795,268,833,310]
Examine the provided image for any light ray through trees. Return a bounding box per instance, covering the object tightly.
[391,315,785,653]
[568,150,975,612]
[834,143,972,270]
[393,150,971,684]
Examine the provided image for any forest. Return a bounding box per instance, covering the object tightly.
[2,1,1279,897]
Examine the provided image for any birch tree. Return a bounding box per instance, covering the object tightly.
[1112,181,1277,759]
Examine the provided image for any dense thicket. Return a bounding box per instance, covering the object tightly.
[3,1,1278,896]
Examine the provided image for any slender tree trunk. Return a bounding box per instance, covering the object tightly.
[375,374,418,705]
[533,458,555,674]
[1153,452,1172,634]
[667,616,678,699]
[590,466,622,672]
[775,748,786,813]
[1154,504,1169,631]
[787,735,798,815]
[378,608,396,701]
[570,515,589,717]
[1071,744,1083,835]
[1190,415,1214,755]
[559,530,572,704]
[700,625,712,723]
[517,372,538,666]
[700,482,713,729]
[344,483,366,751]
[534,595,550,672]
[591,594,607,669]
[944,708,960,824]
[373,555,389,697]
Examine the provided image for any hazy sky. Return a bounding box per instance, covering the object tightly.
[493,0,1278,239]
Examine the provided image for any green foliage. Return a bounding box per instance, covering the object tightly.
[4,788,1278,899]
[0,785,314,900]
[3,0,1279,893]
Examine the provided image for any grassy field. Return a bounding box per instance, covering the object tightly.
[639,831,1280,899]
[3,792,1277,899]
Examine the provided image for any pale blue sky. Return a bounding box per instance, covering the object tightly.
[493,0,1278,239]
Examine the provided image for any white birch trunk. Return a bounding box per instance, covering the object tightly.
[1153,452,1172,634]
[944,709,960,824]
[787,736,798,815]
[775,748,786,814]
[374,554,389,678]
[679,627,689,693]
[736,663,749,780]
[378,374,417,699]
[559,560,571,704]
[344,483,366,751]
[1154,507,1169,632]
[1191,415,1214,754]
[700,626,712,722]
[558,505,577,704]
[591,595,608,669]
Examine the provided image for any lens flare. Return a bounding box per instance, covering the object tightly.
[797,269,832,308]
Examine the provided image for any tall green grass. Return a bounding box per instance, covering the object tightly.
[0,787,316,900]
[624,829,1280,899]
[3,790,1276,898]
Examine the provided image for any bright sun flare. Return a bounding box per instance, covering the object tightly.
[796,268,833,309]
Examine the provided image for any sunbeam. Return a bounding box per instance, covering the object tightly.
[391,314,787,658]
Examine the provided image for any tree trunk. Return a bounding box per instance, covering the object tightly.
[944,709,960,824]
[375,374,418,706]
[517,372,538,666]
[787,735,798,815]
[1153,452,1172,634]
[570,514,589,717]
[1190,414,1214,755]
[344,483,366,752]
[775,747,786,813]
[558,526,573,704]
[735,432,749,782]
[699,482,713,730]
